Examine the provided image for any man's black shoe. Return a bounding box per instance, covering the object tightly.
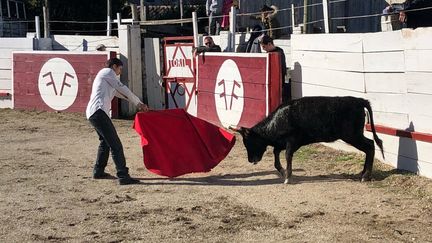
[93,172,114,179]
[118,177,141,185]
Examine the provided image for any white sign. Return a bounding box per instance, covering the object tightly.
[214,59,244,127]
[165,45,194,78]
[38,58,78,111]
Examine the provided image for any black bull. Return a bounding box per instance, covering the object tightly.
[231,96,385,184]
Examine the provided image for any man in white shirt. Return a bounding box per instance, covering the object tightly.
[86,57,148,185]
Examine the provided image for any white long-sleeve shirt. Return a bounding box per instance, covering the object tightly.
[86,68,142,119]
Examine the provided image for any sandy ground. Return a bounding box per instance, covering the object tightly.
[1,108,432,243]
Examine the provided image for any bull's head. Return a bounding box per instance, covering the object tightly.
[230,126,267,164]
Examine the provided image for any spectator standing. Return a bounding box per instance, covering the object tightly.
[253,5,281,39]
[398,0,432,28]
[206,0,224,35]
[220,0,239,31]
[245,25,263,53]
[259,35,289,102]
[220,0,233,31]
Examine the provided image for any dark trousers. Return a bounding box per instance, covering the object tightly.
[282,82,291,103]
[208,12,220,35]
[88,109,129,178]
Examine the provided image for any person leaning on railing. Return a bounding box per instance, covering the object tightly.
[193,36,222,55]
[397,0,432,28]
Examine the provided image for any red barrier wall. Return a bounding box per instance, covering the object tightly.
[196,53,281,128]
[13,52,114,114]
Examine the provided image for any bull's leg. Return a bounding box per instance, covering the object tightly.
[344,136,375,182]
[284,144,296,184]
[273,148,285,179]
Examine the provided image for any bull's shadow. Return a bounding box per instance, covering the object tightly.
[134,169,395,186]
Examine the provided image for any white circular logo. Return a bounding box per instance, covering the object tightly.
[38,58,78,110]
[214,59,244,127]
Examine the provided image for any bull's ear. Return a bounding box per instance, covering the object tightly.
[242,127,250,137]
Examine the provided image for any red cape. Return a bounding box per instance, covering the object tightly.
[133,109,236,177]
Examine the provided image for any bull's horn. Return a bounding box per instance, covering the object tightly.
[228,126,240,132]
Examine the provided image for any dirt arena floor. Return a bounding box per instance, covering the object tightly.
[1,108,431,242]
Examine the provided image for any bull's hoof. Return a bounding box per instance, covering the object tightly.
[284,178,293,184]
[361,171,372,182]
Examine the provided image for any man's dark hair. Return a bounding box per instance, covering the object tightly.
[105,57,123,68]
[259,35,273,45]
[261,4,272,12]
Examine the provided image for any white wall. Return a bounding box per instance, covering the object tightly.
[0,38,34,108]
[143,38,164,110]
[290,28,432,179]
[51,35,119,52]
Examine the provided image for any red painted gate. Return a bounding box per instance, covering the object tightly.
[13,51,117,116]
[196,52,282,128]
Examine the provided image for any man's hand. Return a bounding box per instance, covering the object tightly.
[399,11,407,23]
[137,103,149,112]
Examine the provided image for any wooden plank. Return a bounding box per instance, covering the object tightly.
[374,111,409,130]
[405,50,432,72]
[362,30,403,52]
[365,73,406,94]
[363,51,405,72]
[0,98,12,109]
[0,58,11,69]
[366,93,408,114]
[418,160,432,178]
[52,35,119,51]
[0,70,11,80]
[291,50,364,72]
[409,114,432,134]
[291,82,365,98]
[406,93,432,116]
[402,28,432,50]
[0,79,11,90]
[292,66,365,92]
[0,38,33,49]
[291,33,363,52]
[407,72,432,95]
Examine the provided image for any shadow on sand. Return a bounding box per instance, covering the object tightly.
[133,167,411,186]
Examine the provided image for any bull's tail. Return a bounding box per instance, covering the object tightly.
[364,100,385,159]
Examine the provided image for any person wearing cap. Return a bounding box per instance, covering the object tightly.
[252,4,281,39]
[86,57,149,185]
[259,35,289,103]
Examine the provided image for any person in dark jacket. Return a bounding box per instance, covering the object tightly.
[398,0,432,28]
[245,25,263,53]
[259,35,289,102]
[252,5,281,39]
[194,36,222,55]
